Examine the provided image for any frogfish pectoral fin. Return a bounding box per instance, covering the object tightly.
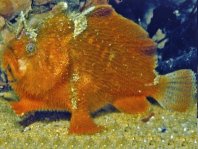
[69,109,104,135]
[11,98,48,115]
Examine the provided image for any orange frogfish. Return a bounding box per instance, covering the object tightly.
[2,5,196,134]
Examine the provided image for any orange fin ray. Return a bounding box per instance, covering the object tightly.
[69,110,104,135]
[153,69,197,112]
[11,98,48,115]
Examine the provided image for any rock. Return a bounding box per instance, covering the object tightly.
[0,16,5,30]
[33,0,52,6]
[0,0,32,19]
[0,28,15,53]
[51,2,68,14]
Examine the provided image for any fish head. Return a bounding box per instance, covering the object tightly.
[3,23,70,96]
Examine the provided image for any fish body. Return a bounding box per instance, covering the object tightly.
[2,5,196,134]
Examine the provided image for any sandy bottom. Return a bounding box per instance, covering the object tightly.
[0,98,197,149]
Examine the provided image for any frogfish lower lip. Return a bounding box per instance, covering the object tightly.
[3,50,21,82]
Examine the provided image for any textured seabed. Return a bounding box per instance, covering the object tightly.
[0,98,197,149]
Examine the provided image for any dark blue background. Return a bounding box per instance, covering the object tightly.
[109,0,197,74]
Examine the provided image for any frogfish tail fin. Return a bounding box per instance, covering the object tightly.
[153,69,197,112]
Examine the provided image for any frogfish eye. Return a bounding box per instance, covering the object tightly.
[25,43,36,55]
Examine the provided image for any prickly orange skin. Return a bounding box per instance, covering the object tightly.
[3,13,73,111]
[3,5,157,134]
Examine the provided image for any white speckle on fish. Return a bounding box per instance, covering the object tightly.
[18,59,27,72]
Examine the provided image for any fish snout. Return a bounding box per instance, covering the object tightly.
[3,49,25,81]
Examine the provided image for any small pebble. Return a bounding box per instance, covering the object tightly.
[141,112,155,122]
[22,126,31,132]
[161,127,167,133]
